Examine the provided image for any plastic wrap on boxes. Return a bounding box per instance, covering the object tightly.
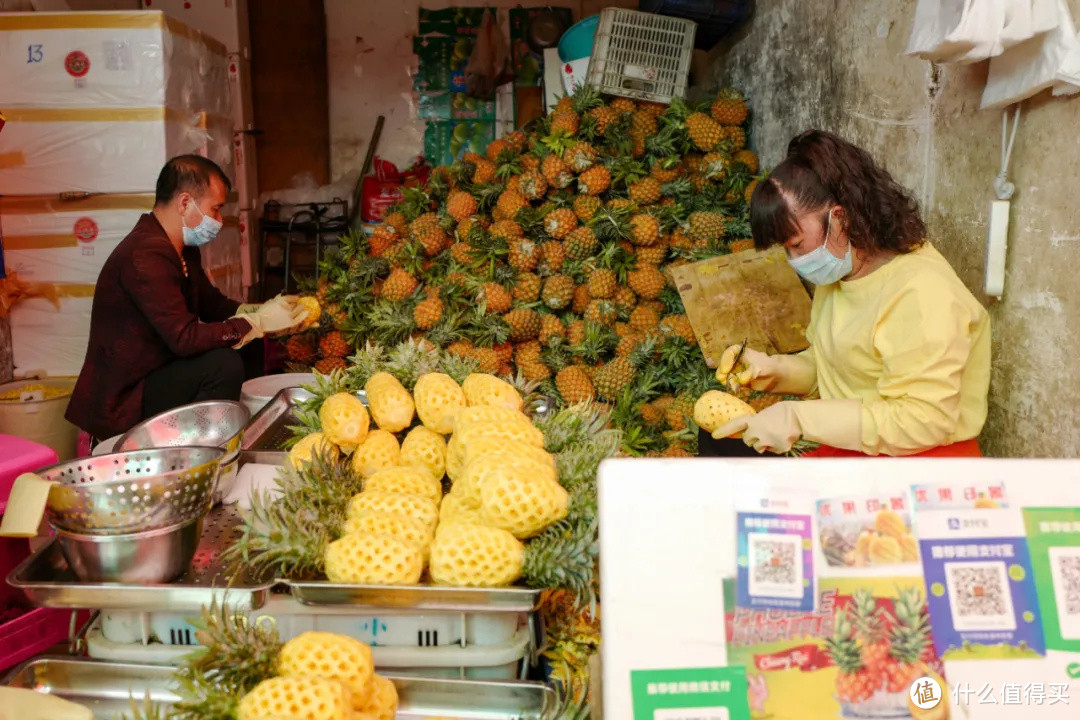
[0,108,234,195]
[11,290,94,378]
[0,11,228,114]
[0,194,153,285]
[200,211,244,302]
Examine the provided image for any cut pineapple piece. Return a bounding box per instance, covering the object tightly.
[364,372,415,432]
[319,393,370,453]
[237,675,351,720]
[445,422,547,481]
[347,491,439,534]
[429,522,524,587]
[289,432,340,468]
[479,471,568,539]
[354,674,398,719]
[693,390,756,434]
[364,466,443,505]
[461,436,555,474]
[456,453,557,507]
[413,372,467,434]
[324,532,424,585]
[343,511,434,549]
[400,425,447,479]
[279,631,374,702]
[461,373,523,412]
[351,430,400,477]
[438,490,485,527]
[453,405,534,433]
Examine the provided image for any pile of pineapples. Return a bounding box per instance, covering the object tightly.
[284,86,773,456]
[229,340,619,607]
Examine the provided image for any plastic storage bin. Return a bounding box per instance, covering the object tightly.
[640,0,752,49]
[586,8,696,104]
[0,608,74,674]
[0,379,79,461]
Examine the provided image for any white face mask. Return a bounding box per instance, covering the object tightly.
[181,200,222,248]
[786,209,852,285]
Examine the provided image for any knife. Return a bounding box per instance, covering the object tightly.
[724,338,748,388]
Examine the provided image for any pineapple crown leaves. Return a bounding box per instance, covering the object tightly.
[587,205,634,243]
[608,155,648,189]
[395,186,434,221]
[569,84,604,114]
[495,153,523,182]
[658,284,686,315]
[573,322,618,363]
[180,596,283,696]
[440,350,481,384]
[337,228,370,260]
[522,516,599,609]
[541,128,578,156]
[365,297,420,346]
[472,182,506,213]
[383,337,444,389]
[463,311,511,347]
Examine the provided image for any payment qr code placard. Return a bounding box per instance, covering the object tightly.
[736,512,815,612]
[1022,508,1080,652]
[944,561,1017,632]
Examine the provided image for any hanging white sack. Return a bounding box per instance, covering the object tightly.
[981,0,1080,108]
[996,0,1061,50]
[906,0,1008,63]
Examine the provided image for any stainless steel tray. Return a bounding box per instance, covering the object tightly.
[240,386,313,464]
[7,504,274,612]
[284,579,542,612]
[3,657,556,719]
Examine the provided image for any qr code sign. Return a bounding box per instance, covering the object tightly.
[748,533,803,599]
[945,561,1017,632]
[1048,547,1080,639]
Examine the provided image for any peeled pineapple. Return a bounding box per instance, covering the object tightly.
[413,373,467,434]
[353,674,398,719]
[363,466,443,505]
[237,675,351,720]
[319,393,370,453]
[297,296,322,330]
[364,372,415,432]
[324,532,424,585]
[289,432,340,468]
[461,373,523,411]
[351,430,400,477]
[456,453,557,507]
[479,469,568,539]
[343,511,434,549]
[400,425,447,479]
[453,405,536,433]
[438,492,485,526]
[693,390,756,434]
[445,421,546,481]
[461,436,555,474]
[347,491,439,534]
[429,522,525,587]
[279,631,374,701]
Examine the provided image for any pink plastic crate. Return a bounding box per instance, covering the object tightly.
[0,607,75,673]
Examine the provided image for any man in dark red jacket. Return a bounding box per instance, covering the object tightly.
[67,155,305,442]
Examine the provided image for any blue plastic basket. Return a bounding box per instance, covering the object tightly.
[639,0,751,49]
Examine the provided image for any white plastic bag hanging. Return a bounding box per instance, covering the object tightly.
[981,0,1080,108]
[906,0,1005,63]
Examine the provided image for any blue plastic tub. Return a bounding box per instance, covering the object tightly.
[558,14,599,63]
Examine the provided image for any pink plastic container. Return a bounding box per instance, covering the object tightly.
[0,607,75,673]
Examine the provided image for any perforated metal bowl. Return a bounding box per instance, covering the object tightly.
[41,446,226,536]
[116,400,250,502]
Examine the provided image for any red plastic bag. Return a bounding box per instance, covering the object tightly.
[360,157,431,223]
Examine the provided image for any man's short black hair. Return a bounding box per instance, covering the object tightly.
[154,154,232,206]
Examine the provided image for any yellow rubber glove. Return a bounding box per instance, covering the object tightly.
[232,301,307,348]
[711,398,862,454]
[236,303,260,314]
[237,295,298,315]
[716,344,818,396]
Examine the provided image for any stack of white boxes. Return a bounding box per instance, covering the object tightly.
[0,10,236,377]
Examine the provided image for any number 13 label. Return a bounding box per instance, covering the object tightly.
[27,44,43,63]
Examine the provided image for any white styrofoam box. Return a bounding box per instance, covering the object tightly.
[227,53,254,131]
[0,193,153,284]
[140,0,251,56]
[11,292,93,378]
[0,107,233,195]
[231,132,258,208]
[0,11,228,115]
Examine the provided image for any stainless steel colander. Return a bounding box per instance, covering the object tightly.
[41,446,226,535]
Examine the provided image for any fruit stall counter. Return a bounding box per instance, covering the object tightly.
[597,457,1080,720]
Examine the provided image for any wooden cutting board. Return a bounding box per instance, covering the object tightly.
[669,246,813,365]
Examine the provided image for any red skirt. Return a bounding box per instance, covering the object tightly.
[804,438,982,458]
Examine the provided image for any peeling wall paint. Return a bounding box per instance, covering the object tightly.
[713,0,1080,457]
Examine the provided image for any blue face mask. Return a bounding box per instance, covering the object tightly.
[787,209,852,285]
[181,201,222,248]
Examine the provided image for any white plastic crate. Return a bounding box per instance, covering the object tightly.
[586,8,696,104]
[89,596,535,680]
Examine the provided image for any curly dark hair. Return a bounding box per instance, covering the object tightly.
[749,130,926,253]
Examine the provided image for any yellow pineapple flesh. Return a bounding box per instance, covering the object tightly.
[438,492,485,526]
[342,511,434,550]
[237,676,351,720]
[363,466,443,505]
[350,430,400,477]
[461,373,524,412]
[354,674,398,719]
[347,491,440,534]
[319,393,370,454]
[324,532,424,585]
[693,390,756,435]
[289,432,339,468]
[279,631,374,702]
[364,372,415,432]
[413,372,467,434]
[479,469,568,538]
[399,425,447,479]
[429,522,525,587]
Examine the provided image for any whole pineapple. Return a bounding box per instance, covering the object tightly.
[542,274,575,310]
[556,366,596,404]
[687,112,723,151]
[381,268,418,302]
[711,87,749,126]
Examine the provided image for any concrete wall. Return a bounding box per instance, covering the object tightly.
[711,0,1080,458]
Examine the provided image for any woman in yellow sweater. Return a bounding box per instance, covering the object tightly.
[712,130,990,457]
